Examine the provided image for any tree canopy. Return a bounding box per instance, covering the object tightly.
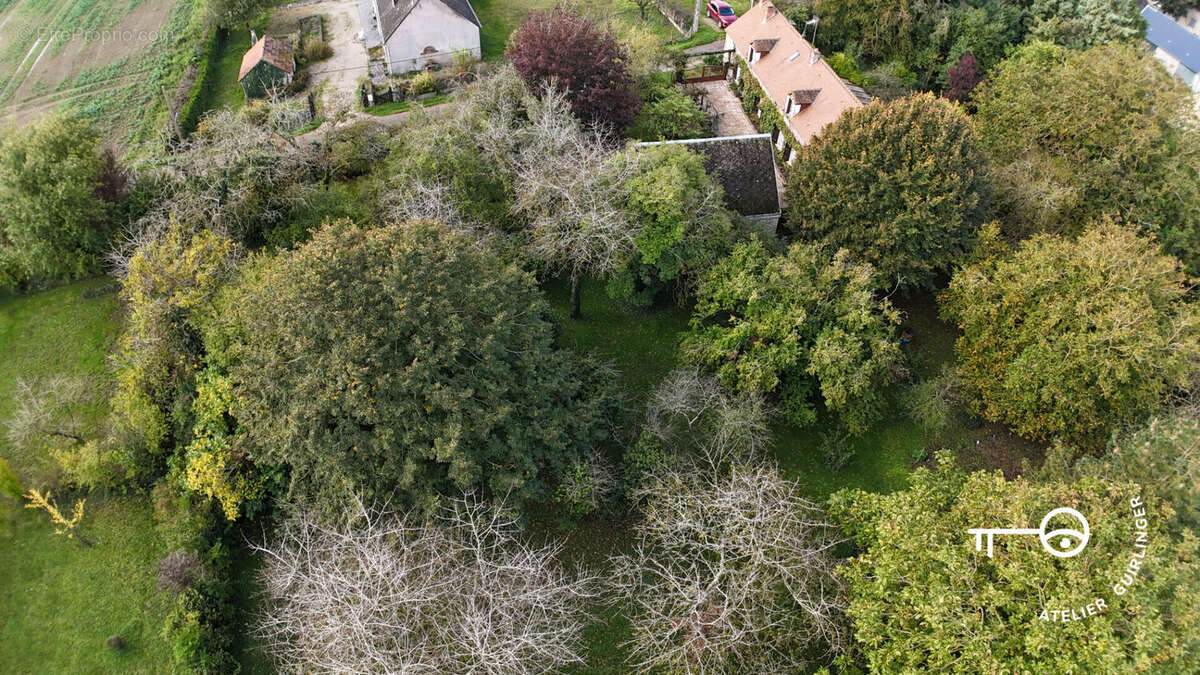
[974,41,1200,268]
[507,5,641,130]
[0,112,114,288]
[941,222,1200,448]
[786,93,992,290]
[830,454,1200,672]
[611,144,734,306]
[214,220,616,514]
[682,240,901,433]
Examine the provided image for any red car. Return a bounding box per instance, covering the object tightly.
[707,0,737,28]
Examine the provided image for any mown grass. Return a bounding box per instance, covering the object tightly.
[363,93,448,116]
[0,278,120,482]
[0,496,174,673]
[0,279,176,673]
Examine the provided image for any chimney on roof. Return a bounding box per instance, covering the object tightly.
[809,48,820,66]
[764,4,777,21]
[250,28,258,45]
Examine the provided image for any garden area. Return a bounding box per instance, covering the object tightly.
[1,1,1199,673]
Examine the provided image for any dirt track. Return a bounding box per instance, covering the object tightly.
[270,0,368,109]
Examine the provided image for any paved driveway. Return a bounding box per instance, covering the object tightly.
[271,0,368,107]
[691,79,757,136]
[689,78,787,203]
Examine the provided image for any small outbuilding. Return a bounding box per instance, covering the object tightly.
[636,134,782,235]
[239,36,296,99]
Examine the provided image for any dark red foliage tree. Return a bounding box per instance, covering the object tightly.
[945,52,982,102]
[507,5,641,130]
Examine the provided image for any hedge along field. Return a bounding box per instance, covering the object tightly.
[0,0,207,146]
[0,279,174,672]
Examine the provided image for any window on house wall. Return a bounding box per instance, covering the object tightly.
[785,98,792,115]
[783,145,792,163]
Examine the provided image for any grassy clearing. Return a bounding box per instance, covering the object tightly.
[364,93,448,116]
[0,496,174,673]
[0,278,120,483]
[192,26,252,117]
[472,0,706,61]
[0,280,175,672]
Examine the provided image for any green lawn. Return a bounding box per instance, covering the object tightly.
[0,496,174,673]
[0,278,120,484]
[472,0,712,61]
[364,94,448,116]
[0,280,178,673]
[544,278,691,405]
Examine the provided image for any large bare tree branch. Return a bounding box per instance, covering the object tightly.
[253,494,599,674]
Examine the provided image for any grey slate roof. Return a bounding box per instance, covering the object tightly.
[374,0,480,41]
[1142,6,1200,73]
[842,80,872,105]
[636,135,781,218]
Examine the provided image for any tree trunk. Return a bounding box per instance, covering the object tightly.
[73,531,94,548]
[570,276,582,320]
[691,0,702,36]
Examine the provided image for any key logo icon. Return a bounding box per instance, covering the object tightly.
[968,507,1090,558]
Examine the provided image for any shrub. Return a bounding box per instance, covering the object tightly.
[181,369,268,521]
[905,365,965,441]
[0,458,20,500]
[553,452,614,519]
[157,549,208,594]
[0,112,113,286]
[303,39,332,62]
[626,85,710,141]
[826,51,864,85]
[408,70,436,96]
[944,52,981,102]
[819,429,856,471]
[152,481,216,553]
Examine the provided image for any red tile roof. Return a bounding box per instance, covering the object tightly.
[239,36,295,81]
[726,1,867,144]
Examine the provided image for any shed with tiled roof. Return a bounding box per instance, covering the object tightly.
[238,36,296,99]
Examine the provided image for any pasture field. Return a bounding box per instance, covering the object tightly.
[0,0,205,146]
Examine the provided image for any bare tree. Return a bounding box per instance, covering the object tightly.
[512,83,639,319]
[645,368,771,463]
[108,104,317,275]
[5,376,97,451]
[253,495,599,674]
[610,458,848,672]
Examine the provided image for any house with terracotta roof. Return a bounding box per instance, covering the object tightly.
[239,36,296,99]
[724,0,870,164]
[367,0,481,74]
